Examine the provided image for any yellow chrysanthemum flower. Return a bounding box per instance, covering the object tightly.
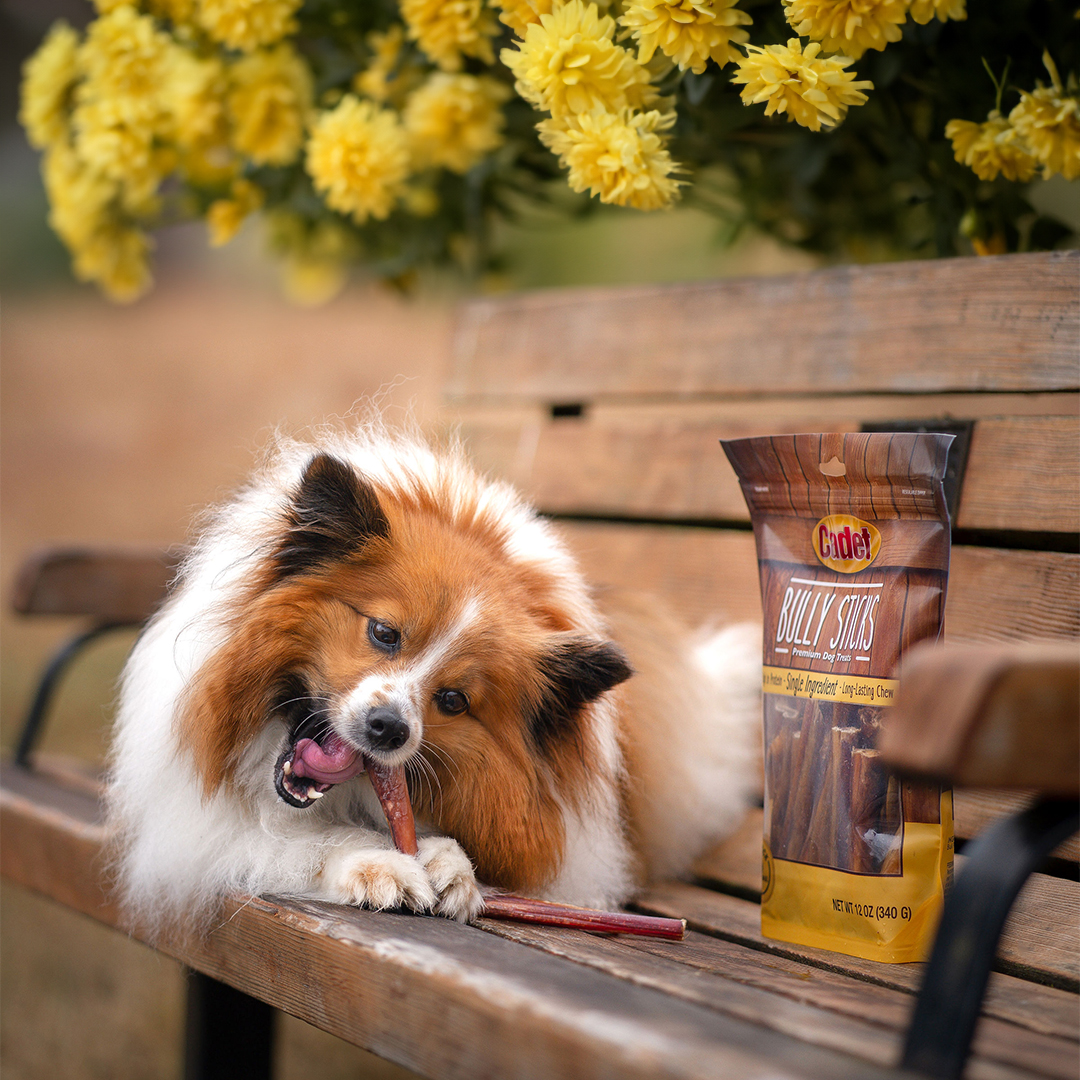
[945,111,1038,182]
[42,139,118,252]
[41,139,152,302]
[69,7,174,210]
[404,73,510,174]
[1008,55,1080,181]
[71,97,174,212]
[490,0,555,37]
[731,39,873,131]
[305,96,411,223]
[281,255,349,306]
[77,5,171,126]
[356,25,403,104]
[207,177,264,245]
[228,44,313,166]
[197,0,302,53]
[161,46,236,184]
[502,0,657,118]
[907,0,965,26]
[19,21,80,150]
[538,107,683,209]
[782,0,907,59]
[620,0,752,75]
[163,47,228,147]
[71,218,154,302]
[399,0,498,72]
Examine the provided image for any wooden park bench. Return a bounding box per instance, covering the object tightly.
[3,249,1078,1080]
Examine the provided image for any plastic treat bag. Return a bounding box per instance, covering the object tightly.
[722,433,955,963]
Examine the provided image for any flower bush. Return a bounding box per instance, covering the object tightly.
[19,0,1079,301]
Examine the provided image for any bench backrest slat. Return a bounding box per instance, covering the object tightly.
[449,251,1080,400]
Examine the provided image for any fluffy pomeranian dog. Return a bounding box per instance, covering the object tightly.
[108,424,759,934]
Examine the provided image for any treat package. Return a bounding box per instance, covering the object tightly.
[722,433,955,963]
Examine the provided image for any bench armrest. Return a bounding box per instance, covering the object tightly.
[881,640,1080,795]
[12,546,183,624]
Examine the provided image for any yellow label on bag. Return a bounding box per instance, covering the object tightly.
[761,794,954,963]
[762,666,898,706]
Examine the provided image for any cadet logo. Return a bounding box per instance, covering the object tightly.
[813,514,880,573]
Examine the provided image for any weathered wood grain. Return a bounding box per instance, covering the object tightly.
[480,920,1077,1079]
[636,881,1080,1039]
[451,401,1080,534]
[641,861,1080,994]
[19,530,1070,647]
[882,640,1080,793]
[954,790,1080,863]
[567,523,1080,642]
[0,765,926,1080]
[693,807,1080,996]
[449,252,1079,401]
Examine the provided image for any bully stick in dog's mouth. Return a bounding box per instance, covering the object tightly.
[355,746,686,940]
[274,712,420,858]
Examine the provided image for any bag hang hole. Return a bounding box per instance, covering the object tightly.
[820,456,847,477]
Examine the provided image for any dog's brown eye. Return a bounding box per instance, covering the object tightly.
[368,620,400,651]
[434,689,469,716]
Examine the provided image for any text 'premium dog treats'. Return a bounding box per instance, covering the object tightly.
[722,433,955,963]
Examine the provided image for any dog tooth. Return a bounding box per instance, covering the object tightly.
[282,760,292,774]
[309,789,324,799]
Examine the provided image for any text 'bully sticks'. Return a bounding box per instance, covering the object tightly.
[364,758,686,940]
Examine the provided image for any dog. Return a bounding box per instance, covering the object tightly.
[107,423,760,935]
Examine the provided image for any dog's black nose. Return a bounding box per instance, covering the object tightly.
[365,706,410,752]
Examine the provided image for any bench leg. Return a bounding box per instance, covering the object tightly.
[184,969,276,1080]
[901,796,1079,1080]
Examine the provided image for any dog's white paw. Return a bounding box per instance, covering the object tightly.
[323,845,437,912]
[417,836,484,922]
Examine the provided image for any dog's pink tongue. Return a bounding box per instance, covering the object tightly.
[291,734,364,784]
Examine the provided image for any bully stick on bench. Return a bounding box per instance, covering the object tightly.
[366,760,685,939]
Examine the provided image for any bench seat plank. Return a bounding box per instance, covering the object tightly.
[454,402,1080,534]
[687,812,1080,994]
[449,252,1079,400]
[0,764,938,1080]
[3,763,1075,1080]
[635,881,1080,1027]
[482,919,1077,1080]
[687,818,1080,992]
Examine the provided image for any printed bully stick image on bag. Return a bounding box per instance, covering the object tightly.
[722,433,955,964]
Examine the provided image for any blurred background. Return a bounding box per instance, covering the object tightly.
[2,0,1077,1076]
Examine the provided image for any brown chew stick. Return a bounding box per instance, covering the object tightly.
[365,759,418,856]
[366,757,686,939]
[482,894,686,940]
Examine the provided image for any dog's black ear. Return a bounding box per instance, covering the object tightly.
[530,636,633,755]
[275,453,390,577]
